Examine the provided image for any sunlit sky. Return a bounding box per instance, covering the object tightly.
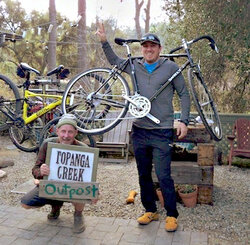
[18,0,167,28]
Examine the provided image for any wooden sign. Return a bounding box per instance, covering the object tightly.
[39,142,99,202]
[39,181,99,200]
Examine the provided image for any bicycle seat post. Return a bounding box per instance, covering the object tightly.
[123,42,131,56]
[124,42,140,94]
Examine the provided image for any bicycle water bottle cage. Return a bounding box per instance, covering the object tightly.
[115,38,140,46]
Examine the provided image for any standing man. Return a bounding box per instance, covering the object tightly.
[21,114,89,233]
[96,23,190,232]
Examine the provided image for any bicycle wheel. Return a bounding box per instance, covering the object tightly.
[39,117,96,147]
[62,68,130,135]
[0,74,21,131]
[188,68,222,141]
[9,118,43,152]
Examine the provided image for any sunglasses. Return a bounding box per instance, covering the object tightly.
[141,35,160,44]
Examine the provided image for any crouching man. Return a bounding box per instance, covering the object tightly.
[21,114,93,233]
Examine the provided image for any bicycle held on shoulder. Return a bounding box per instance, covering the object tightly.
[61,35,222,141]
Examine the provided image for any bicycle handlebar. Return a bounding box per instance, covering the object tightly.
[169,35,219,54]
[114,35,219,56]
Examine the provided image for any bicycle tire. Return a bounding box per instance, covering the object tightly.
[188,68,222,141]
[9,117,43,152]
[39,117,96,147]
[62,68,130,135]
[0,74,22,131]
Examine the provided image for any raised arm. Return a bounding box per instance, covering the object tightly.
[96,22,107,43]
[96,22,127,69]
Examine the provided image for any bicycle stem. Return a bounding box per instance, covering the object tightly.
[182,39,195,67]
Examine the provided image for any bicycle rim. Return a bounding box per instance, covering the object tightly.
[39,117,96,147]
[0,74,21,131]
[62,68,130,135]
[9,118,43,152]
[188,68,222,141]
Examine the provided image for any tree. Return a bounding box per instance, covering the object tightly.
[144,0,151,33]
[162,0,249,113]
[0,0,67,78]
[48,0,57,70]
[77,0,87,72]
[134,0,143,38]
[134,0,152,38]
[0,0,33,78]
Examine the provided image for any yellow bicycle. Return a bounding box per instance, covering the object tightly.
[0,63,70,152]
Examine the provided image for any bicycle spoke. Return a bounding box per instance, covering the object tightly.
[188,68,222,141]
[0,75,21,131]
[9,118,43,152]
[62,68,130,134]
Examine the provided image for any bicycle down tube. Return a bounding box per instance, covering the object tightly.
[22,90,62,125]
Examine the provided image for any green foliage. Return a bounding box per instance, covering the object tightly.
[177,184,197,194]
[221,156,250,168]
[231,158,250,169]
[162,0,249,113]
[0,2,138,80]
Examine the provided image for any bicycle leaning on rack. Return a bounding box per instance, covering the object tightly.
[0,63,69,152]
[61,35,222,141]
[0,63,95,152]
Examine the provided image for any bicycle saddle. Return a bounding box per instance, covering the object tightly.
[115,38,140,46]
[47,65,64,76]
[19,63,40,75]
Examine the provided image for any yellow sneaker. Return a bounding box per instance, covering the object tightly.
[137,212,159,225]
[165,216,178,232]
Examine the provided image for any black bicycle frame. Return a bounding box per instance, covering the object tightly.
[92,36,208,107]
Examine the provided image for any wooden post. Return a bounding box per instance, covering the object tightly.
[197,144,215,166]
[197,143,214,204]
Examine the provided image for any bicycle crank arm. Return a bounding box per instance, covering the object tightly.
[146,113,160,124]
[123,95,160,124]
[122,95,140,108]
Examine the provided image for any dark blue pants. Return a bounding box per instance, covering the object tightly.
[131,125,178,218]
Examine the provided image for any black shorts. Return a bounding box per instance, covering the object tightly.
[21,186,63,207]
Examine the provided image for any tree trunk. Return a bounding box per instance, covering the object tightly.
[144,0,151,33]
[134,0,144,39]
[48,0,57,71]
[77,0,87,72]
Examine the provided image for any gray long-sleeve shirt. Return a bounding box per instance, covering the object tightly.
[101,41,190,129]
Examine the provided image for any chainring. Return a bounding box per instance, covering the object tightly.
[128,96,151,118]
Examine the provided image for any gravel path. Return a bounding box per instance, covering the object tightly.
[0,135,249,245]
